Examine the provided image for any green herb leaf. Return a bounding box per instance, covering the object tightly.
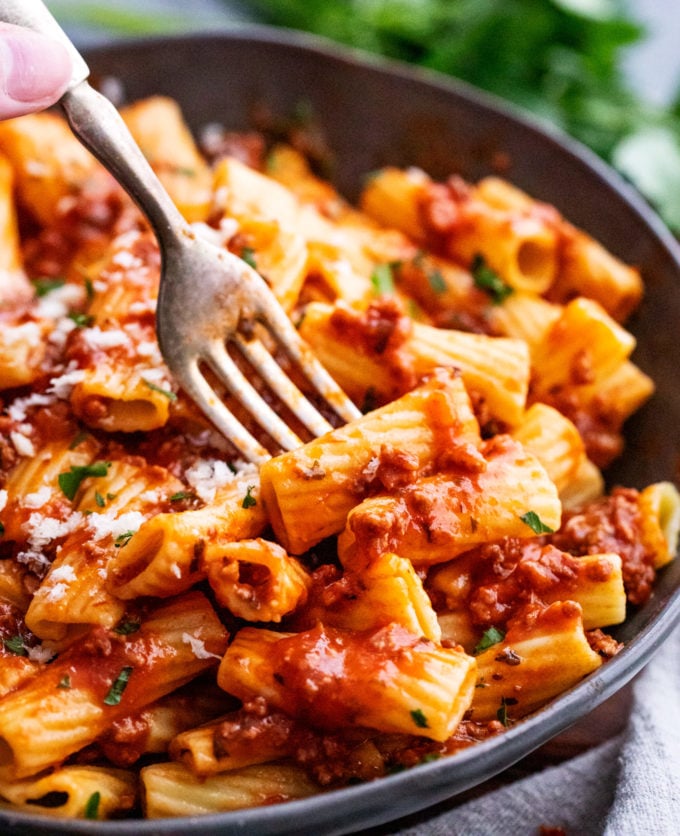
[33,277,65,297]
[84,277,95,302]
[241,246,257,269]
[103,666,133,706]
[473,626,506,655]
[68,312,95,328]
[242,485,257,509]
[57,675,71,689]
[94,491,106,508]
[370,263,395,296]
[68,430,90,450]
[114,531,135,548]
[84,791,101,820]
[410,708,429,729]
[471,255,513,304]
[497,696,517,727]
[58,462,111,501]
[142,379,178,401]
[520,510,555,535]
[114,619,140,636]
[3,635,26,656]
[427,268,447,294]
[170,491,195,502]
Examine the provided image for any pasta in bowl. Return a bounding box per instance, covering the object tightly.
[0,29,680,835]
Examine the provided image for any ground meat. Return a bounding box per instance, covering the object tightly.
[550,487,655,606]
[586,628,622,659]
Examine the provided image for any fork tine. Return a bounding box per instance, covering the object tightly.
[253,292,363,425]
[233,334,335,438]
[202,340,305,453]
[176,361,272,464]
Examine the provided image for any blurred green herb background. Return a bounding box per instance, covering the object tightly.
[49,0,680,231]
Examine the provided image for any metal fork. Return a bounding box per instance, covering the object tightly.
[3,0,361,463]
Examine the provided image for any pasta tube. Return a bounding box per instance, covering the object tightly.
[142,762,318,818]
[218,623,476,742]
[470,601,603,722]
[0,592,228,778]
[0,765,136,820]
[260,369,481,554]
[341,435,561,566]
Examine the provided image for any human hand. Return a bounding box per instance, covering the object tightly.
[0,22,71,120]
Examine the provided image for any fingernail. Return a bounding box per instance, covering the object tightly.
[1,29,71,103]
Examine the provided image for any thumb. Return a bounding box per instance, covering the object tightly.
[0,22,72,120]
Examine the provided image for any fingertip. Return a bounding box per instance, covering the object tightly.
[0,23,72,119]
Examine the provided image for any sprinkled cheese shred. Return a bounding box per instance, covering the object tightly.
[182,632,222,660]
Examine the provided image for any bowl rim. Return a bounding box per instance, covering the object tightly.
[2,26,680,835]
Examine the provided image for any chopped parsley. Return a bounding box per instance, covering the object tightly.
[520,510,555,535]
[3,635,26,656]
[473,626,506,655]
[142,379,177,401]
[58,462,111,501]
[68,430,90,450]
[84,277,95,302]
[68,312,95,328]
[113,531,135,548]
[114,619,141,636]
[170,491,195,503]
[370,263,395,296]
[410,708,429,729]
[242,485,257,509]
[427,267,447,294]
[94,491,106,508]
[103,666,133,706]
[241,246,257,269]
[33,277,65,297]
[497,696,518,727]
[57,675,72,690]
[84,791,101,820]
[471,254,513,304]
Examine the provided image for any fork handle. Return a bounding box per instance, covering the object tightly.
[0,0,188,242]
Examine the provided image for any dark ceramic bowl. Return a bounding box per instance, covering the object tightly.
[4,27,680,836]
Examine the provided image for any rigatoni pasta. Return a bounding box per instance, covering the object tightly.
[0,92,676,825]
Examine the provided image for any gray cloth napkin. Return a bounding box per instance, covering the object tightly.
[383,624,680,836]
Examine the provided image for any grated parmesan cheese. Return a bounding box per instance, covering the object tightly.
[35,283,85,320]
[47,316,77,349]
[10,431,35,458]
[87,510,146,542]
[111,249,143,270]
[0,489,7,512]
[47,367,87,400]
[82,326,130,350]
[26,644,56,664]
[16,549,50,577]
[49,565,77,584]
[181,632,221,660]
[185,458,237,504]
[23,486,52,509]
[8,393,54,422]
[43,582,68,603]
[4,321,42,346]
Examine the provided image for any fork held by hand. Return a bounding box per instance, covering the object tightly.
[0,0,361,463]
